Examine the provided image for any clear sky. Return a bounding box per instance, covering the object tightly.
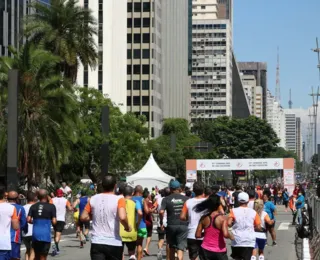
[233,0,320,109]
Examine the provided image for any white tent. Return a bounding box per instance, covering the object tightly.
[127,154,174,190]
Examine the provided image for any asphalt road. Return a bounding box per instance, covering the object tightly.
[20,205,298,260]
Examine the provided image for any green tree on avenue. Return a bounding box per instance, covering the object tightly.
[0,43,79,184]
[193,116,279,159]
[25,0,98,83]
[149,118,202,182]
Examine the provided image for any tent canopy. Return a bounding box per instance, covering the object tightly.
[127,154,174,191]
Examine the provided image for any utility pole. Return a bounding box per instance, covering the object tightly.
[309,87,320,162]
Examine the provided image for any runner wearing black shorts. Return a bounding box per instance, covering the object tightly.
[27,189,57,260]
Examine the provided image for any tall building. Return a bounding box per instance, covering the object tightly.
[267,90,286,148]
[241,74,263,118]
[77,0,127,114]
[238,62,267,119]
[161,0,190,119]
[126,0,163,138]
[296,117,302,161]
[190,0,234,121]
[284,110,297,152]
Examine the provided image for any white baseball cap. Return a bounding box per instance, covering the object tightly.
[238,192,249,203]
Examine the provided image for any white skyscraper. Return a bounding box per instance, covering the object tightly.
[266,90,286,148]
[77,0,127,114]
[190,0,234,121]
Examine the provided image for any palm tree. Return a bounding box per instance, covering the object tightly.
[25,0,98,83]
[0,43,79,184]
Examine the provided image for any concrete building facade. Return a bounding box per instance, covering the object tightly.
[190,0,234,121]
[161,0,190,120]
[296,117,302,161]
[238,62,267,119]
[77,0,127,114]
[126,0,163,138]
[241,74,263,118]
[267,90,286,148]
[284,110,297,152]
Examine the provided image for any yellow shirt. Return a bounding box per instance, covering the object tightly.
[120,199,137,242]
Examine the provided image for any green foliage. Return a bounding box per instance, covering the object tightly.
[149,118,202,182]
[193,116,280,159]
[25,0,98,83]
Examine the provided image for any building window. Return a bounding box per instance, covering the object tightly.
[143,18,150,28]
[133,96,140,106]
[128,18,133,28]
[127,80,131,90]
[142,112,150,121]
[127,49,132,59]
[98,71,103,84]
[98,84,102,92]
[142,49,150,59]
[142,80,149,90]
[99,11,103,23]
[127,96,131,106]
[143,3,151,12]
[127,34,132,43]
[133,34,141,43]
[133,80,140,90]
[142,65,149,75]
[201,5,205,9]
[133,49,141,59]
[134,18,141,28]
[127,65,132,74]
[133,65,141,74]
[142,33,150,43]
[127,2,132,12]
[151,127,154,138]
[142,96,149,105]
[134,2,141,12]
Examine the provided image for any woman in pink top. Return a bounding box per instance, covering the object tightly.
[195,194,234,260]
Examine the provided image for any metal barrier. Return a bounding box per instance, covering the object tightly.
[305,189,320,260]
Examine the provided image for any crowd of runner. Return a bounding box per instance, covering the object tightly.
[0,178,307,260]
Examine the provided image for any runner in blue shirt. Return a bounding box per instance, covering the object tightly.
[7,191,27,260]
[27,189,57,260]
[263,190,277,246]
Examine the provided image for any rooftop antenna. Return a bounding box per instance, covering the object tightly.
[288,89,292,109]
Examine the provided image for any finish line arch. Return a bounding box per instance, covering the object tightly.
[186,158,295,194]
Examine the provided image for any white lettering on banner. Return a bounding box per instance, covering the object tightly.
[196,158,284,171]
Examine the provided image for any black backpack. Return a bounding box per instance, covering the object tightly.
[233,191,241,208]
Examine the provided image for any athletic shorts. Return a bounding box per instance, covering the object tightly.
[202,248,228,260]
[231,247,254,260]
[9,243,20,259]
[32,241,51,255]
[187,239,203,259]
[255,238,267,250]
[0,250,10,260]
[123,241,136,252]
[78,220,90,230]
[166,225,188,251]
[54,221,65,232]
[90,243,123,260]
[266,221,276,229]
[137,228,147,238]
[22,236,33,250]
[157,227,166,240]
[146,225,153,237]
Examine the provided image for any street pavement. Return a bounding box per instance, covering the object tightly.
[20,205,298,260]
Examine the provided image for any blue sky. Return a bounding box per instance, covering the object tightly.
[233,0,320,109]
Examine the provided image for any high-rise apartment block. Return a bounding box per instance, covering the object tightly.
[241,74,263,118]
[238,62,267,119]
[77,0,127,114]
[284,111,297,152]
[296,117,302,161]
[266,90,286,148]
[190,0,234,121]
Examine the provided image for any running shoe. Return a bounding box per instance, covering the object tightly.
[80,241,84,248]
[157,250,163,260]
[272,241,277,246]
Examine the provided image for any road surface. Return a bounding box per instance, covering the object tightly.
[20,205,298,260]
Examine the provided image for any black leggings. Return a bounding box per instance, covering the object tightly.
[202,248,228,260]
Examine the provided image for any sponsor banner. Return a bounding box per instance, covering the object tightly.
[196,158,284,171]
[283,169,295,185]
[186,170,197,182]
